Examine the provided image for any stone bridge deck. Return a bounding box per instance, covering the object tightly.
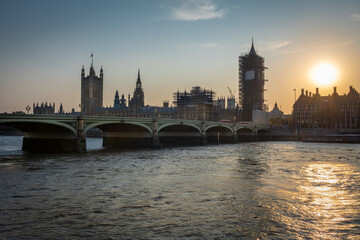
[0,114,269,152]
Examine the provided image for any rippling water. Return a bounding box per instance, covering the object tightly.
[0,136,360,239]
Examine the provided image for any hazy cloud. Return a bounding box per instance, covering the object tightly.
[238,40,299,55]
[171,0,227,21]
[270,39,357,55]
[321,39,358,49]
[277,48,304,55]
[350,13,360,21]
[194,42,218,48]
[260,40,291,52]
[175,42,218,49]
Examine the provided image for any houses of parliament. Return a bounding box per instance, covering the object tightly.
[79,62,237,121]
[77,41,267,122]
[32,41,268,123]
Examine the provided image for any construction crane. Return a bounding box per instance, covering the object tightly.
[227,87,236,98]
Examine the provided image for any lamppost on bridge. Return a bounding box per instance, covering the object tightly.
[79,104,84,116]
[154,108,158,120]
[232,116,238,142]
[26,105,31,114]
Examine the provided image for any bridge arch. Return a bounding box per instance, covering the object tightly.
[257,128,270,141]
[257,128,270,135]
[85,121,152,134]
[206,125,234,143]
[158,123,201,133]
[0,119,77,137]
[158,123,201,145]
[236,127,255,135]
[236,127,256,142]
[205,125,233,133]
[0,119,79,152]
[85,121,153,148]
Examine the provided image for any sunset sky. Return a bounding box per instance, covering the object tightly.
[0,0,359,114]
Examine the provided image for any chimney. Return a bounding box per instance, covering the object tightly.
[333,86,337,93]
[309,92,312,97]
[306,90,308,97]
[316,88,319,95]
[301,89,304,95]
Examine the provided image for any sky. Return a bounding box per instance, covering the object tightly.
[0,0,359,114]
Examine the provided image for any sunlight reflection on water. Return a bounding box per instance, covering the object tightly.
[296,162,360,239]
[0,138,359,239]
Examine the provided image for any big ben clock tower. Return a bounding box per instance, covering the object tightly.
[239,39,267,121]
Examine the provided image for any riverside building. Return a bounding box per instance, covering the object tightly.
[293,86,360,129]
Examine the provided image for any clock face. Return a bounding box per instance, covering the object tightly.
[245,70,255,80]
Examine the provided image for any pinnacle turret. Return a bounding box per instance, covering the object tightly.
[249,38,257,56]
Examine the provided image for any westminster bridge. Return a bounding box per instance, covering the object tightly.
[0,114,269,152]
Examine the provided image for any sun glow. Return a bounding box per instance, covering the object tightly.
[311,63,338,86]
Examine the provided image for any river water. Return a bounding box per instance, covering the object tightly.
[0,136,360,239]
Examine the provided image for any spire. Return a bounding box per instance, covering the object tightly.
[120,93,126,107]
[136,68,141,89]
[59,103,64,114]
[114,90,120,108]
[81,65,85,77]
[249,37,257,56]
[90,65,95,75]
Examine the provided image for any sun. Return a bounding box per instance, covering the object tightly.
[311,63,338,86]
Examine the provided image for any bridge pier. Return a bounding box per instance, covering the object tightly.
[75,116,87,153]
[233,124,238,143]
[153,119,161,148]
[201,121,207,145]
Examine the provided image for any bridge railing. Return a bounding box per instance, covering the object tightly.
[0,114,264,130]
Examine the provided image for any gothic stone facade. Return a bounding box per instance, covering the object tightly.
[81,65,103,113]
